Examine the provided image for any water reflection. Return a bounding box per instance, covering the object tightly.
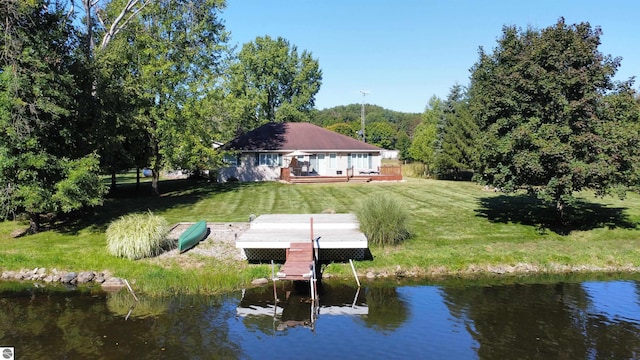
[440,280,640,359]
[583,280,640,326]
[237,282,368,333]
[1,278,640,359]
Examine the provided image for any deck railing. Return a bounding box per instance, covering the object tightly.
[379,165,402,176]
[281,165,402,183]
[280,167,291,182]
[346,166,354,179]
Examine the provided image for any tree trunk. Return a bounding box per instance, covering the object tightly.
[110,171,117,191]
[28,212,40,234]
[151,168,160,196]
[136,167,140,192]
[556,199,565,223]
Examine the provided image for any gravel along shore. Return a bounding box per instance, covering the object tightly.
[158,222,251,262]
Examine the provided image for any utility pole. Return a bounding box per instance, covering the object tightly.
[360,90,369,142]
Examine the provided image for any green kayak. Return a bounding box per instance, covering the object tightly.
[178,220,208,253]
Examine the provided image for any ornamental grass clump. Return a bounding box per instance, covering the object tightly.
[356,193,410,246]
[106,211,171,260]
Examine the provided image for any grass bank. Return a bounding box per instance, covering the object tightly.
[1,176,640,295]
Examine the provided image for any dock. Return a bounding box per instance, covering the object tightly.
[277,242,315,280]
[235,213,368,262]
[236,214,367,323]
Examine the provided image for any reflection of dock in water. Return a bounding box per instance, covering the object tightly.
[236,283,367,332]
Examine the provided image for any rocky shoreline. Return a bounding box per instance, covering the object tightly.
[1,268,128,291]
[0,222,252,292]
[4,220,640,292]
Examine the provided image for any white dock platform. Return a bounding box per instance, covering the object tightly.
[236,214,368,261]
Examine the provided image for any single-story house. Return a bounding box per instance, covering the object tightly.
[218,122,394,182]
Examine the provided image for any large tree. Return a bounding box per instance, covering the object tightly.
[80,0,154,191]
[408,96,441,174]
[433,84,478,179]
[469,18,640,219]
[97,0,228,194]
[225,35,322,135]
[367,121,397,149]
[0,0,106,232]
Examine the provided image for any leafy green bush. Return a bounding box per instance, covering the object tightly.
[106,211,171,260]
[356,194,410,246]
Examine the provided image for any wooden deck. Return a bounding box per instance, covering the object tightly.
[287,175,372,184]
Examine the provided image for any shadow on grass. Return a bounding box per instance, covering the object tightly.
[56,179,259,235]
[476,194,638,235]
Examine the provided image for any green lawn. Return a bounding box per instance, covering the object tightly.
[2,177,640,295]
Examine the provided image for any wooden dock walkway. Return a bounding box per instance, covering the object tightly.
[276,242,315,281]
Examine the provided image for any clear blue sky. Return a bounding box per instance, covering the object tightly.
[223,1,639,113]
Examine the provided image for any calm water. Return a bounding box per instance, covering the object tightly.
[1,277,640,359]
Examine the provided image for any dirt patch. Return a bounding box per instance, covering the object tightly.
[150,222,250,268]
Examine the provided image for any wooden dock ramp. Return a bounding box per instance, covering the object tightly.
[277,242,315,281]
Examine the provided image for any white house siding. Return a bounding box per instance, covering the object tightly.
[218,152,382,182]
[218,154,281,182]
[381,149,399,159]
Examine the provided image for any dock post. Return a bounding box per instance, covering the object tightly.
[310,260,318,301]
[271,260,278,302]
[349,259,361,287]
[310,276,315,300]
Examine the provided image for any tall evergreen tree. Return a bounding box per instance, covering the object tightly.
[433,84,478,179]
[0,0,106,232]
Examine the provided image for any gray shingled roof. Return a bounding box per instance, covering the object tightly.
[224,122,382,152]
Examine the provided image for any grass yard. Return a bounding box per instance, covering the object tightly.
[1,176,640,294]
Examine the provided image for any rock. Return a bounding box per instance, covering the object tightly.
[77,272,95,284]
[101,270,113,281]
[366,271,376,279]
[101,277,125,292]
[251,278,269,286]
[20,270,31,280]
[10,228,28,238]
[61,272,77,284]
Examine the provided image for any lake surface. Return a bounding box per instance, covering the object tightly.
[1,276,640,359]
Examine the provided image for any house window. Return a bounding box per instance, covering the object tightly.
[350,153,369,169]
[329,153,337,168]
[223,154,239,166]
[259,153,282,166]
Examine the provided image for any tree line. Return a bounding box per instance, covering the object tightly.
[408,18,640,220]
[311,104,421,157]
[1,2,638,233]
[0,0,321,233]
